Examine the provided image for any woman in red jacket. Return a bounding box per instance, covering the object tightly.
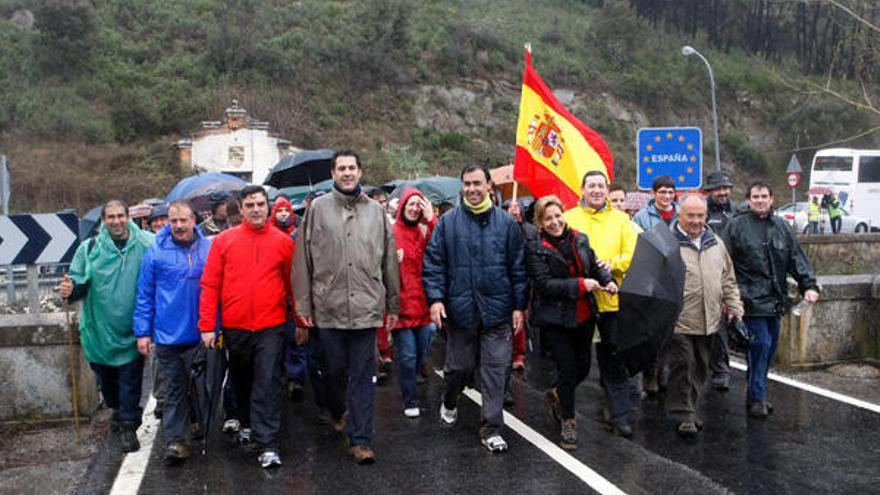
[393,189,437,418]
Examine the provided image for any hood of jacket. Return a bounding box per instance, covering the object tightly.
[270,196,295,235]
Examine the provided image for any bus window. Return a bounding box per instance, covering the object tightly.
[814,156,853,171]
[858,156,880,183]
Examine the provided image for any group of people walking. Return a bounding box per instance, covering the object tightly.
[58,150,820,470]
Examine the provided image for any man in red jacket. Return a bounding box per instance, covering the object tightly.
[199,185,298,469]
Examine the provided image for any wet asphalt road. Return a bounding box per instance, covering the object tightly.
[85,343,880,495]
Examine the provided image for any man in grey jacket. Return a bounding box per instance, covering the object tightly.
[293,149,400,465]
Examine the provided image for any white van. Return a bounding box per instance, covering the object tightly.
[809,148,880,231]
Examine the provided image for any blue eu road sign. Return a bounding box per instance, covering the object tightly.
[637,127,702,190]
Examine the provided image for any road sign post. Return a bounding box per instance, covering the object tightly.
[788,172,801,204]
[637,127,703,190]
[786,154,803,204]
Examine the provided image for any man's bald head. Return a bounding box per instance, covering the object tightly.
[679,194,707,239]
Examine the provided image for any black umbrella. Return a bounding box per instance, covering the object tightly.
[614,223,686,376]
[189,343,227,454]
[264,149,335,188]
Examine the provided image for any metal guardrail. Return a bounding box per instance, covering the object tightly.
[1,263,69,313]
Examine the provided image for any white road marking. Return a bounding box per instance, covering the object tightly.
[729,361,880,414]
[436,370,627,495]
[109,395,159,495]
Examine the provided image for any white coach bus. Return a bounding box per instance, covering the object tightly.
[809,148,880,231]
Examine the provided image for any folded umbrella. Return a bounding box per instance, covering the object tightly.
[189,343,227,454]
[614,223,686,376]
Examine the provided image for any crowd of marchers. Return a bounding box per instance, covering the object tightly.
[56,150,820,469]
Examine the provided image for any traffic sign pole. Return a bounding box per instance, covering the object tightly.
[787,172,801,204]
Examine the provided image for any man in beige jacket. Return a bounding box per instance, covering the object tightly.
[293,149,400,464]
[667,195,743,437]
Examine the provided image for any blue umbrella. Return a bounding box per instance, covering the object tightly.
[263,149,335,188]
[79,205,103,241]
[165,172,248,212]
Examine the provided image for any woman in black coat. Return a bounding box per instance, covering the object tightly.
[526,195,617,450]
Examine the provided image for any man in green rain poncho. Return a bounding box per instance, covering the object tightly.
[58,199,155,453]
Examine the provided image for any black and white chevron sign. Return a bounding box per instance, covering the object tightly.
[0,213,79,265]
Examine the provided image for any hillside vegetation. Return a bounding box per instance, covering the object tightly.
[0,0,877,212]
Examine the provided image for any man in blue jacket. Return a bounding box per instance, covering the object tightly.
[133,200,212,465]
[423,164,528,453]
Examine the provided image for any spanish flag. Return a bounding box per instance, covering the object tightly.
[514,48,614,208]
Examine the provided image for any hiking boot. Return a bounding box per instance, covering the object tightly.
[222,418,240,434]
[258,450,282,469]
[119,423,140,453]
[403,407,420,418]
[560,419,578,450]
[238,428,253,445]
[331,415,347,434]
[712,374,730,391]
[287,380,305,401]
[677,421,699,438]
[748,401,769,419]
[110,411,122,433]
[439,403,457,427]
[612,423,633,438]
[544,388,562,424]
[154,403,164,420]
[481,435,508,453]
[350,445,376,465]
[164,442,189,465]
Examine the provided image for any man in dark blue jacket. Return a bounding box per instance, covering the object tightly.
[133,200,212,465]
[423,164,528,453]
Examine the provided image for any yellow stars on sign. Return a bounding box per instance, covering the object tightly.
[647,167,653,174]
[678,135,685,142]
[655,135,662,142]
[687,143,693,151]
[666,132,673,139]
[690,155,696,162]
[678,175,686,182]
[687,167,693,173]
[646,144,653,151]
[643,157,649,163]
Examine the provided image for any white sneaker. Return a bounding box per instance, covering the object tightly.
[481,435,508,453]
[404,407,420,418]
[439,403,457,427]
[258,450,282,468]
[222,419,240,433]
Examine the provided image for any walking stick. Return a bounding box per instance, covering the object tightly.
[64,298,81,445]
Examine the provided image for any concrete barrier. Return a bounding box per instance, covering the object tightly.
[797,233,880,275]
[777,274,880,368]
[0,312,99,422]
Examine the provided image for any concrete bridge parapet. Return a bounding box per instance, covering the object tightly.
[0,312,98,422]
[778,274,880,368]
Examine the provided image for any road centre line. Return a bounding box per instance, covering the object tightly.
[437,370,627,495]
[729,361,880,414]
[109,395,159,495]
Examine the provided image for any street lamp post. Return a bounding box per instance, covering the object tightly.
[682,45,721,172]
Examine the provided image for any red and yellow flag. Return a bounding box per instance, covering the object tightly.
[514,49,614,209]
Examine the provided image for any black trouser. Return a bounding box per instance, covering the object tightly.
[595,312,638,426]
[224,326,285,451]
[321,328,377,447]
[443,319,512,439]
[709,319,730,381]
[155,344,198,445]
[831,216,842,234]
[542,320,594,420]
[666,333,711,423]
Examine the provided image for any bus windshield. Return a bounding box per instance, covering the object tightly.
[814,156,853,172]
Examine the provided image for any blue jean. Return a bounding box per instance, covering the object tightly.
[745,316,781,402]
[285,320,307,383]
[321,328,376,447]
[155,344,198,445]
[90,356,145,425]
[392,324,434,409]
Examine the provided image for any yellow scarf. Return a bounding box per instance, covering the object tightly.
[464,195,493,215]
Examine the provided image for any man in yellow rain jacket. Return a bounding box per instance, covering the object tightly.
[564,170,639,437]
